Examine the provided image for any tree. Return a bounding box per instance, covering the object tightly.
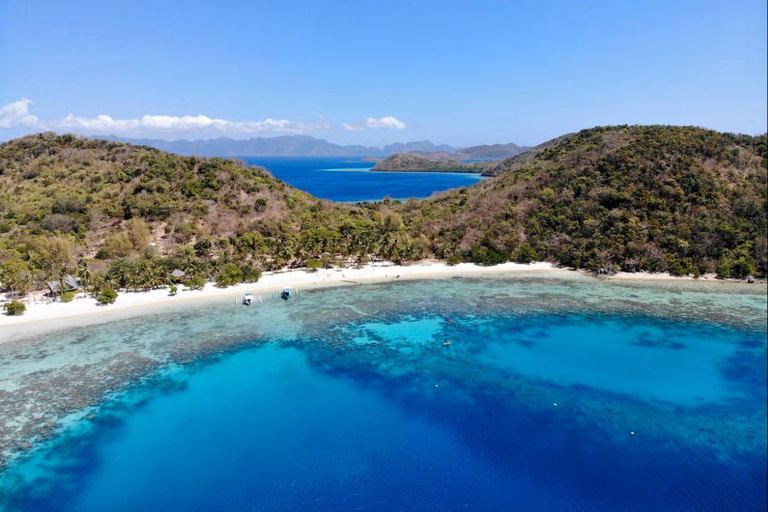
[76,256,93,295]
[717,256,755,279]
[187,276,206,290]
[97,288,118,304]
[306,258,322,272]
[100,233,133,259]
[240,264,262,282]
[447,253,463,266]
[128,257,166,290]
[216,263,244,287]
[52,194,87,215]
[194,237,212,258]
[382,212,404,232]
[470,246,509,266]
[27,237,74,280]
[514,243,540,264]
[1,259,32,294]
[3,300,26,316]
[717,243,756,279]
[126,218,152,250]
[40,214,78,233]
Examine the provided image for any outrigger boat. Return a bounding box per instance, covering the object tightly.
[243,293,255,306]
[281,287,292,300]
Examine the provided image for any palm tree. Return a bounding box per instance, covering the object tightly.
[76,256,92,297]
[125,261,146,291]
[148,261,167,289]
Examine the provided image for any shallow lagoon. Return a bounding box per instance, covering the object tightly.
[0,273,765,510]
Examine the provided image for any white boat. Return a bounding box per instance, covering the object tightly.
[243,293,254,306]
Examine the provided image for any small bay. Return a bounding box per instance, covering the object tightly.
[239,157,485,202]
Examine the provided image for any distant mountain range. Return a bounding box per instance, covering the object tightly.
[101,135,529,159]
[102,135,459,158]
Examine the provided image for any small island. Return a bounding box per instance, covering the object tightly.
[370,152,487,173]
[369,143,532,175]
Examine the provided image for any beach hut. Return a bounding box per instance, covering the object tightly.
[170,269,187,281]
[46,275,82,295]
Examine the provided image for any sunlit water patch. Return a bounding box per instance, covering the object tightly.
[351,315,447,349]
[0,274,765,510]
[474,314,751,405]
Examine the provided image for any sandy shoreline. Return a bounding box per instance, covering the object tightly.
[0,262,553,339]
[0,261,760,342]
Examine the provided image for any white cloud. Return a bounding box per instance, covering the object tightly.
[341,122,366,132]
[343,116,408,131]
[0,98,40,129]
[0,99,408,139]
[364,116,407,129]
[56,112,326,135]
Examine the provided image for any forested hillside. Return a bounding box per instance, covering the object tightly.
[371,153,484,173]
[407,126,766,277]
[457,142,529,159]
[0,133,425,292]
[0,126,765,296]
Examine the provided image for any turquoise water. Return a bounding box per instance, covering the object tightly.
[478,316,744,405]
[240,157,484,202]
[0,274,765,510]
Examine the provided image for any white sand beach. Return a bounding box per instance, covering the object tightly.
[0,260,757,342]
[0,262,557,338]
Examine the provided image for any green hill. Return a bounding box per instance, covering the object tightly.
[0,133,425,290]
[1,126,765,294]
[457,142,530,160]
[371,153,484,173]
[406,125,766,276]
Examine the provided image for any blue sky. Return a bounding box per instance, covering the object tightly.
[1,0,766,146]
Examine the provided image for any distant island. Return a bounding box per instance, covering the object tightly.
[370,143,531,174]
[371,153,487,173]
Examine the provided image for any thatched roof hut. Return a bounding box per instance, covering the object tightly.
[170,269,187,280]
[46,275,82,294]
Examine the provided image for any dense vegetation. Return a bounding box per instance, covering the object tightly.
[0,133,427,297]
[371,153,485,173]
[406,125,766,277]
[455,142,529,160]
[0,125,765,301]
[373,143,531,172]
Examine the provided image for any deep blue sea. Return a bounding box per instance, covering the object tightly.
[238,157,485,202]
[0,274,765,511]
